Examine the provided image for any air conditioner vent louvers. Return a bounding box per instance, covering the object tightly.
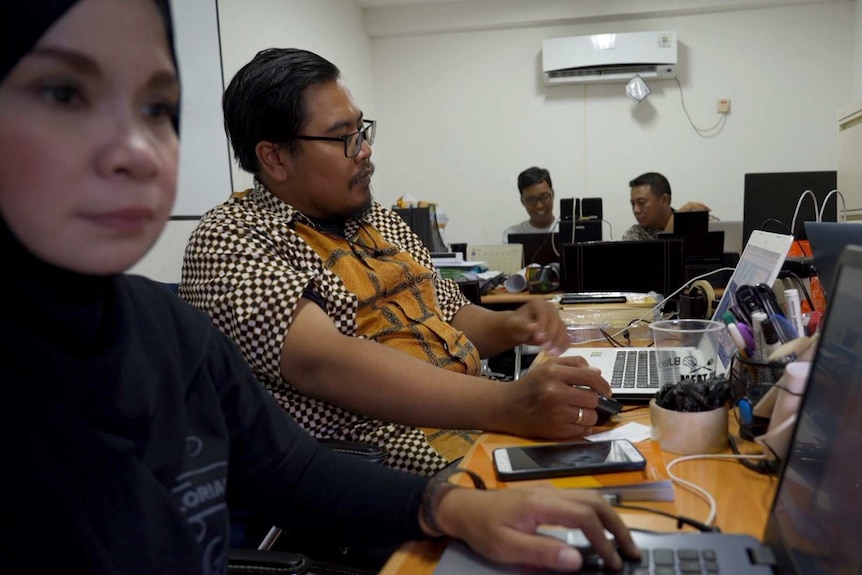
[548,65,659,79]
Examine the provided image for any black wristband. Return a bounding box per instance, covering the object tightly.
[420,467,487,538]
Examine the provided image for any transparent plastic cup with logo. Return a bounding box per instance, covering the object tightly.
[648,319,725,389]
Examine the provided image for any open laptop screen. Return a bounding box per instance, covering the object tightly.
[803,221,862,298]
[506,232,561,267]
[764,245,862,574]
[713,230,793,369]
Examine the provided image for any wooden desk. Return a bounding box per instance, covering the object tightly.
[381,408,777,575]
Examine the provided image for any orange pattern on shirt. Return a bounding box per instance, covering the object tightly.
[296,221,481,375]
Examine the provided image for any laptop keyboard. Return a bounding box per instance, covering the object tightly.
[610,349,660,390]
[579,547,721,574]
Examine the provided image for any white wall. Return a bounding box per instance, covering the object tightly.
[855,0,862,100]
[366,1,855,247]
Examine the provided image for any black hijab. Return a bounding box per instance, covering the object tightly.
[1,0,179,353]
[1,0,79,83]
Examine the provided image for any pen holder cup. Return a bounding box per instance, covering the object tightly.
[525,264,560,294]
[649,399,729,455]
[728,353,789,405]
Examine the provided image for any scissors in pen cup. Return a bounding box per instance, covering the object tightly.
[733,284,765,324]
[735,284,780,322]
[755,283,784,317]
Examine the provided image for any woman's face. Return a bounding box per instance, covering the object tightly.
[0,0,179,274]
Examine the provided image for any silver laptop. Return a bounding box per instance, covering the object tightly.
[561,230,793,401]
[432,244,862,575]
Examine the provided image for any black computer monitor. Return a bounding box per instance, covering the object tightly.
[561,238,685,298]
[742,171,837,248]
[506,232,561,267]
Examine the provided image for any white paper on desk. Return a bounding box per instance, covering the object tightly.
[503,264,541,293]
[585,422,651,443]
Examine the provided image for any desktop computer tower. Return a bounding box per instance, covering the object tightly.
[561,238,684,298]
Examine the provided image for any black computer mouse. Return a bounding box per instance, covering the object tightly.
[595,395,623,424]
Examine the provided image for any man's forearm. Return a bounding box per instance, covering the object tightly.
[450,304,519,358]
[280,302,509,430]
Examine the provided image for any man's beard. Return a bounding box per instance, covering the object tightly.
[348,161,375,220]
[348,196,373,221]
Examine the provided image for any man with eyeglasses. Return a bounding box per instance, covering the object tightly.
[181,48,611,477]
[502,166,557,242]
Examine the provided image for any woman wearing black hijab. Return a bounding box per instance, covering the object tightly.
[0,1,637,573]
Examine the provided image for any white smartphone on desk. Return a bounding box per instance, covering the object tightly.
[492,440,646,481]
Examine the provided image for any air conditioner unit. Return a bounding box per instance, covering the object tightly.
[542,31,677,86]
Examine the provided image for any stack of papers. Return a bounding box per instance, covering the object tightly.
[431,255,488,272]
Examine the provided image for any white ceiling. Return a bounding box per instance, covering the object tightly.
[354,0,481,6]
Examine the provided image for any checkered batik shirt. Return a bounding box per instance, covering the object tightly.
[621,224,661,241]
[180,181,476,475]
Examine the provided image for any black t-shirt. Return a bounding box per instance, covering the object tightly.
[3,221,428,574]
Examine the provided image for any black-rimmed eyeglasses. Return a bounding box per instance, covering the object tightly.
[293,119,376,158]
[523,192,553,207]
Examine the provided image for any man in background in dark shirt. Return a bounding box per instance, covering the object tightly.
[622,171,713,241]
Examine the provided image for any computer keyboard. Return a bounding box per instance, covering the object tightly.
[610,349,660,390]
[578,547,721,574]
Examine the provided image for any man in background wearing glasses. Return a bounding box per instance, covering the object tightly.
[502,166,557,242]
[181,48,610,477]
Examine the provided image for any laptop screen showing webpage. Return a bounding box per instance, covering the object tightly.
[762,245,862,574]
[713,230,793,369]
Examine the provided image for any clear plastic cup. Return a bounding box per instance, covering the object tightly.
[649,319,725,389]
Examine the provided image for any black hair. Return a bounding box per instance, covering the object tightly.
[517,166,552,196]
[629,172,672,200]
[222,48,341,174]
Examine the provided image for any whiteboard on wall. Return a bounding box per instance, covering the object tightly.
[171,0,233,217]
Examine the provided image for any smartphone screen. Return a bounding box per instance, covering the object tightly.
[493,440,646,481]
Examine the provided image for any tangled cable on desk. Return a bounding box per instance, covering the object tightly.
[654,377,730,413]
